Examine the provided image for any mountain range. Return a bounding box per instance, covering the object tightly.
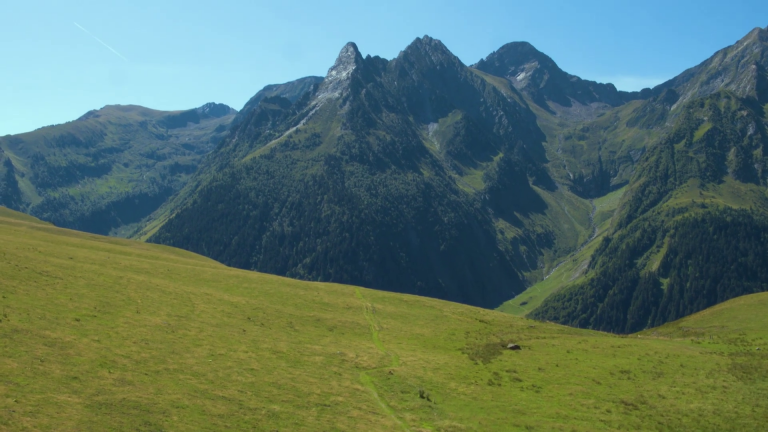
[0,103,236,235]
[2,25,768,332]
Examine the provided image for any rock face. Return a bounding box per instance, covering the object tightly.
[197,102,237,118]
[473,42,644,116]
[148,36,555,308]
[232,76,324,126]
[652,26,768,107]
[314,42,365,104]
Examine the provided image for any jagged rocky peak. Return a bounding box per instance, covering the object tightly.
[652,25,768,107]
[474,41,557,83]
[399,35,464,69]
[316,42,365,102]
[731,26,768,55]
[197,102,236,118]
[473,41,642,114]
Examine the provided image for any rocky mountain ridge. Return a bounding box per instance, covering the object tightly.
[146,36,567,308]
[4,26,768,332]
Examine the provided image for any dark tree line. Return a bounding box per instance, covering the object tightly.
[533,208,768,333]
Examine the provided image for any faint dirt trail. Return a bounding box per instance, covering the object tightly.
[355,289,410,432]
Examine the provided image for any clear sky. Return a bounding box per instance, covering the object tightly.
[2,0,767,135]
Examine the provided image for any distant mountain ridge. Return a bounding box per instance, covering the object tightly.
[0,102,237,235]
[517,26,768,333]
[473,41,646,118]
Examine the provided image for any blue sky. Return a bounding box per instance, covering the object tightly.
[2,0,767,135]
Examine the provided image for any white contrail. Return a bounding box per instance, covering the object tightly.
[74,22,129,62]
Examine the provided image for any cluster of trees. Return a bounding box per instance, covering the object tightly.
[0,104,234,234]
[152,132,526,307]
[533,208,768,333]
[532,90,768,333]
[0,155,22,210]
[31,183,174,235]
[616,90,767,227]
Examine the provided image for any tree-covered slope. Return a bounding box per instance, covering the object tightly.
[147,37,592,308]
[531,89,768,333]
[475,27,767,203]
[0,103,236,236]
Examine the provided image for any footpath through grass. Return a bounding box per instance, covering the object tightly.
[1,207,767,431]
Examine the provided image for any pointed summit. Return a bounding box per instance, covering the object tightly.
[147,35,551,309]
[314,42,365,103]
[474,41,641,114]
[399,35,465,69]
[475,41,558,76]
[326,42,364,81]
[197,102,236,119]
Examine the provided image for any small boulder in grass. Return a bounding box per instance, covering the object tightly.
[507,343,522,351]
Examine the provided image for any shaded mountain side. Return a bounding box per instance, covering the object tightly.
[473,41,646,119]
[530,89,768,332]
[151,150,523,307]
[0,150,23,210]
[542,90,676,198]
[231,76,324,127]
[148,37,581,308]
[0,103,236,235]
[532,207,768,333]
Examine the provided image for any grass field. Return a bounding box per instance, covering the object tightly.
[1,207,767,431]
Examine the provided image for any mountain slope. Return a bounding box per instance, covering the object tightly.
[231,76,324,127]
[483,27,767,201]
[2,207,767,431]
[530,88,768,333]
[653,26,768,107]
[146,37,595,308]
[0,103,236,236]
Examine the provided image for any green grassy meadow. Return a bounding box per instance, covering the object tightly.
[1,207,767,431]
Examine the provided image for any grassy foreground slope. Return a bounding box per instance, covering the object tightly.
[1,208,767,431]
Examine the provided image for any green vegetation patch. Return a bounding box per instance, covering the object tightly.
[2,208,768,430]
